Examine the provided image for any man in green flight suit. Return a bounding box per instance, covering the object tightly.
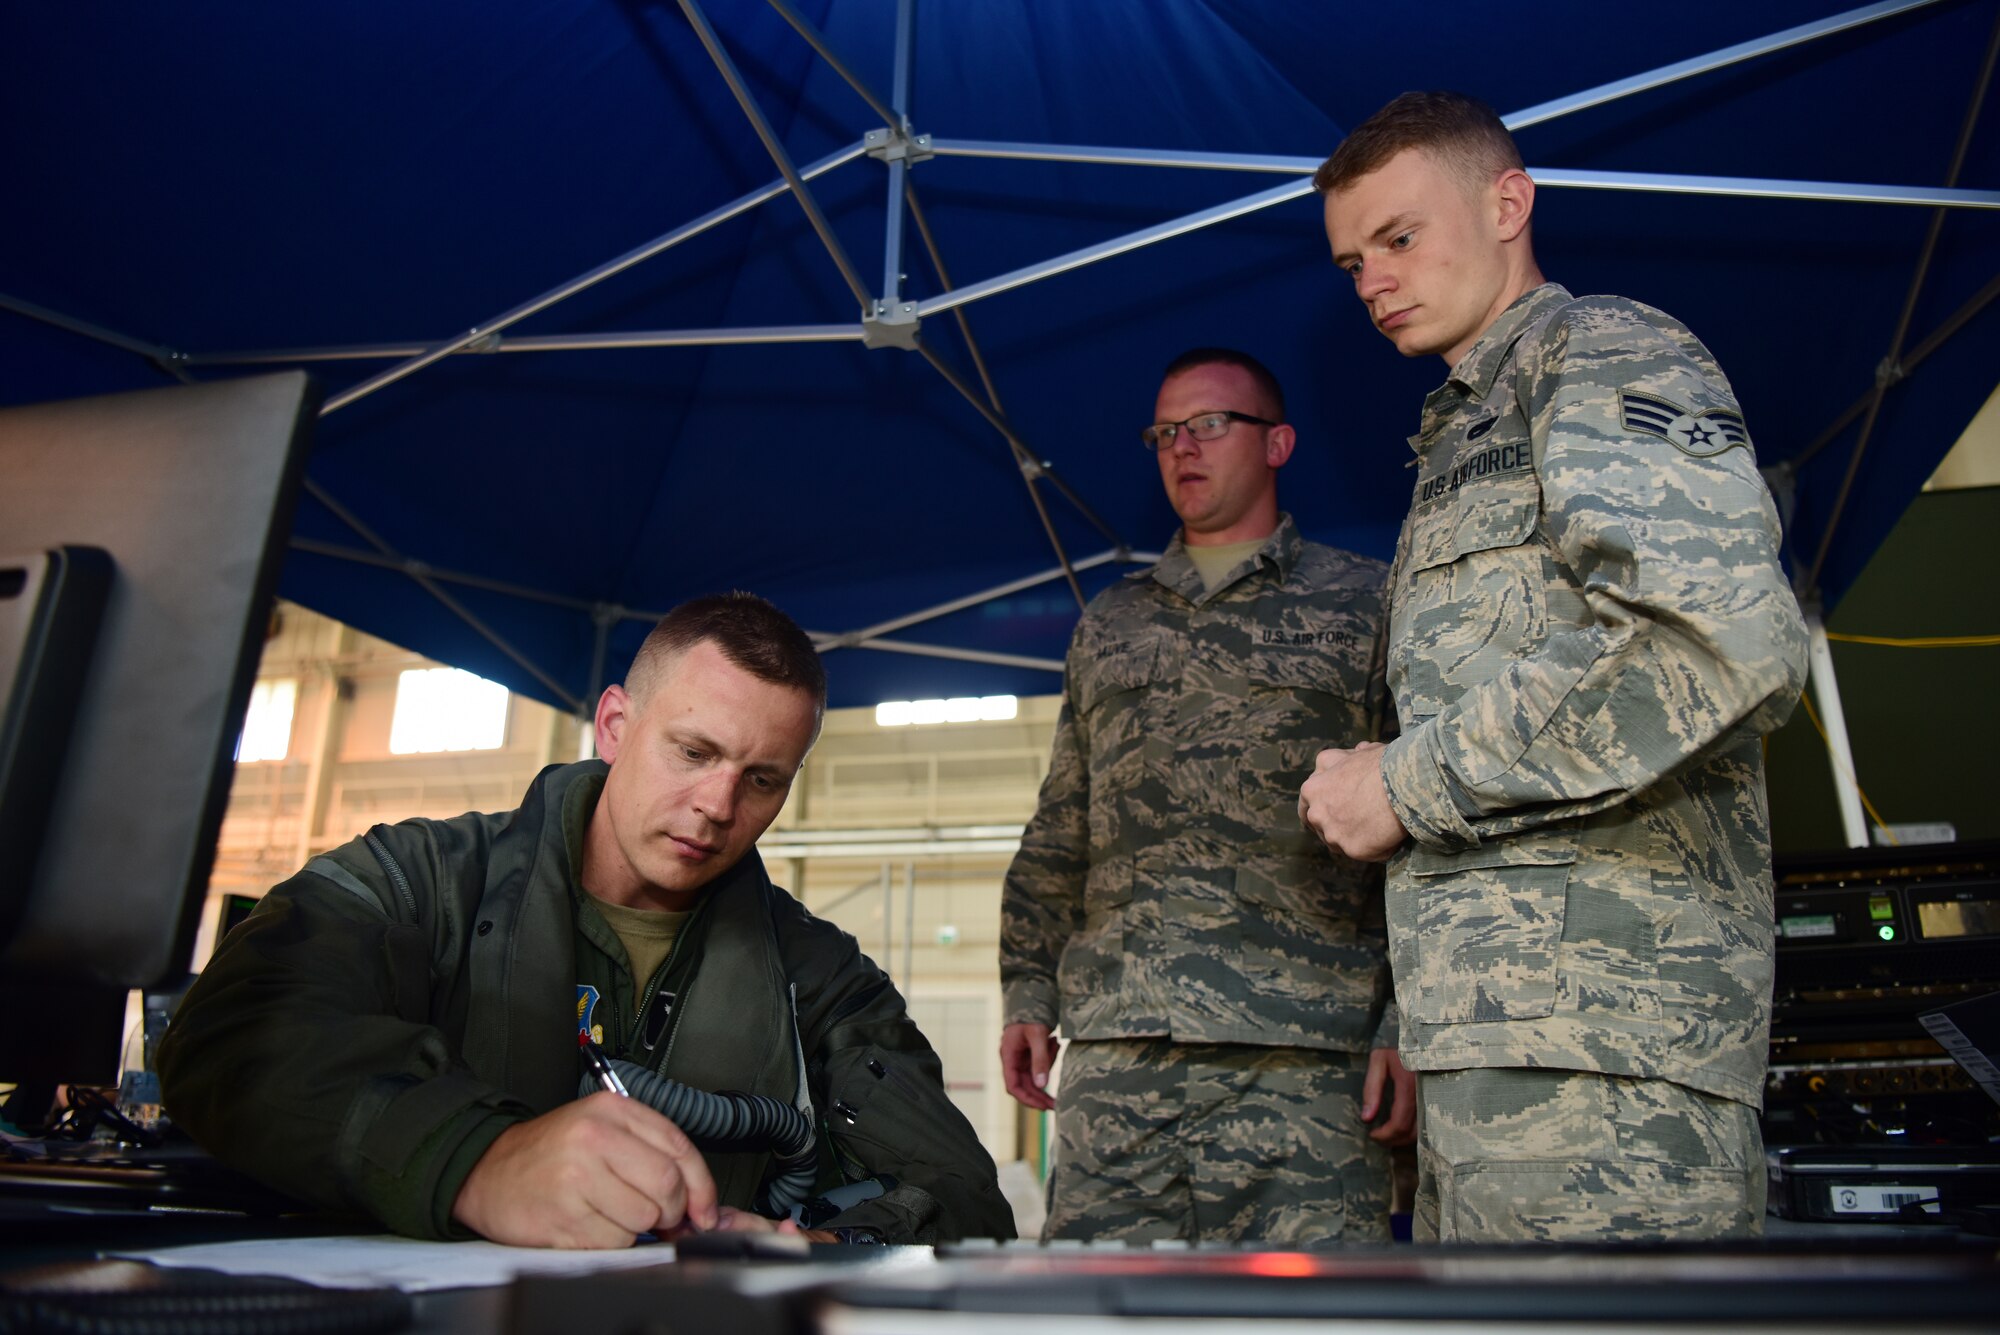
[162,592,1013,1248]
[1304,92,1809,1242]
[1001,348,1415,1245]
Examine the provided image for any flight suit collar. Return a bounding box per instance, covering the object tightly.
[1150,511,1302,603]
[1413,282,1572,454]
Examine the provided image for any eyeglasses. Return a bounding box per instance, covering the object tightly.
[1140,410,1277,451]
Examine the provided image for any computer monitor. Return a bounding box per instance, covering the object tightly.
[0,372,316,1085]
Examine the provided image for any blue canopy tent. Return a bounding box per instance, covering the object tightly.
[4,0,1997,755]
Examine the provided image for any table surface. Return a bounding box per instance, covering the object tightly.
[4,1199,1996,1335]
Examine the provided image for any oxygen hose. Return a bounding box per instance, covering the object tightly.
[576,1060,818,1215]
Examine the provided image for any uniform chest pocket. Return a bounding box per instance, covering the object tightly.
[1390,470,1548,719]
[1074,636,1168,850]
[1077,637,1161,715]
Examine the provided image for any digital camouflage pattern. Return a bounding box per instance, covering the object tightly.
[1374,283,1810,1107]
[1000,514,1394,1052]
[1044,1039,1391,1243]
[1413,1066,1765,1242]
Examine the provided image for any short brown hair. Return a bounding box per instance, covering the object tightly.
[1162,347,1285,422]
[1314,91,1523,196]
[626,591,826,719]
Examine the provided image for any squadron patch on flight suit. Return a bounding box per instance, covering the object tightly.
[576,984,605,1046]
[1620,391,1751,459]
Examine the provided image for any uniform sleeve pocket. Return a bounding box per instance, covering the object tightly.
[1400,829,1576,1025]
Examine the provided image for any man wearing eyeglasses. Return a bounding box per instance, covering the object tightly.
[999,348,1413,1244]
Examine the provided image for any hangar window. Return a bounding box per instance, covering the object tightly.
[235,678,298,763]
[876,695,1018,727]
[389,668,509,754]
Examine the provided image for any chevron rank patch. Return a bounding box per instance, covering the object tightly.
[1620,391,1751,459]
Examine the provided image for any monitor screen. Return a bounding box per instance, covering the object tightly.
[0,372,315,1084]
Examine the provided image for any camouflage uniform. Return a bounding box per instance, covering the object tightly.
[1001,515,1396,1243]
[1375,284,1809,1242]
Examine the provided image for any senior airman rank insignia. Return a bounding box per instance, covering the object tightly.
[1620,390,1751,459]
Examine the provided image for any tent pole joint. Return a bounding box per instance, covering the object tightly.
[1018,457,1046,481]
[860,301,922,350]
[865,127,933,166]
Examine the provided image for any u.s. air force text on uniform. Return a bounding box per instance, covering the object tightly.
[1001,516,1400,1242]
[1373,283,1809,1242]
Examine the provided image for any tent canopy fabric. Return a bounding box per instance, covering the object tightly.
[6,0,1997,711]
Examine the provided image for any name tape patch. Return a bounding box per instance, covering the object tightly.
[1418,440,1532,505]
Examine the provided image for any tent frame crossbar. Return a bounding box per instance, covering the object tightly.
[297,482,585,713]
[814,546,1158,652]
[678,0,874,313]
[186,325,865,365]
[767,0,902,134]
[1503,0,1945,129]
[7,0,1992,728]
[879,0,918,304]
[150,157,2000,371]
[318,139,869,415]
[1800,0,2000,602]
[291,533,1144,679]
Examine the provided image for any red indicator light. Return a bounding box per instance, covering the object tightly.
[1243,1252,1316,1278]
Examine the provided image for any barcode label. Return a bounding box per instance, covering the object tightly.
[1829,1184,1941,1215]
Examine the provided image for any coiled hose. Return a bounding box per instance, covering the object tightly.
[577,1059,818,1216]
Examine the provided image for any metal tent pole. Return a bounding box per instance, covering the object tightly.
[679,0,874,312]
[1790,271,2000,471]
[903,861,916,992]
[0,292,183,372]
[300,480,583,712]
[1804,606,1872,848]
[881,862,894,981]
[813,547,1149,652]
[290,538,603,611]
[879,0,918,306]
[917,177,1315,319]
[903,182,1003,406]
[1801,3,2000,600]
[191,324,865,366]
[317,141,867,413]
[915,339,1089,609]
[1528,169,1999,210]
[587,606,616,718]
[843,638,1062,673]
[903,181,1128,553]
[926,139,1315,174]
[1503,0,1945,130]
[766,0,902,133]
[923,143,2000,210]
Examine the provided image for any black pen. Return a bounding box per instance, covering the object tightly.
[578,1031,631,1097]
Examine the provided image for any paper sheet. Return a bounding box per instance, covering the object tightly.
[115,1234,681,1292]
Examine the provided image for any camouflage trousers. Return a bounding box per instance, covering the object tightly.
[1413,1066,1765,1243]
[1043,1039,1391,1244]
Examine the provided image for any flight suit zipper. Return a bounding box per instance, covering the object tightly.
[630,904,703,1073]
